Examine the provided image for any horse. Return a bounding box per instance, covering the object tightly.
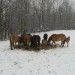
[43,33,48,40]
[31,35,41,50]
[47,34,66,47]
[10,35,20,50]
[21,34,32,47]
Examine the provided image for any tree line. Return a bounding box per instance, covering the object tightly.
[0,0,75,40]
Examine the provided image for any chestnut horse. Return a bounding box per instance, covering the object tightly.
[10,35,20,50]
[47,34,66,47]
[22,34,32,47]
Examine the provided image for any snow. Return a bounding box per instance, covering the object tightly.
[0,30,75,75]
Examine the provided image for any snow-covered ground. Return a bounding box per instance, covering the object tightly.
[0,30,75,75]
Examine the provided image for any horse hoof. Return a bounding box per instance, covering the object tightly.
[11,48,13,50]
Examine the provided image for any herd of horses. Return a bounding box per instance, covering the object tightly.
[9,33,70,50]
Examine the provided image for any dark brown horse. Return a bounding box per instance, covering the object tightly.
[47,34,66,47]
[43,33,48,40]
[31,35,41,50]
[10,35,20,50]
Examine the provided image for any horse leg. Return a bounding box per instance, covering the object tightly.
[53,41,56,47]
[42,40,44,49]
[11,42,14,50]
[62,45,63,47]
[34,45,36,49]
[67,42,68,47]
[51,41,54,46]
[18,42,21,49]
[11,45,13,50]
[52,40,55,45]
[51,40,54,45]
[38,42,40,51]
[10,39,13,50]
[11,42,13,50]
[61,42,63,47]
[62,44,64,47]
[27,41,28,46]
[35,42,37,50]
[14,42,16,49]
[27,41,30,49]
[61,41,64,47]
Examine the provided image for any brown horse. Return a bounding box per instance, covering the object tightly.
[10,35,20,50]
[47,34,66,47]
[22,34,32,47]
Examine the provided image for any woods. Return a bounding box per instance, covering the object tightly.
[0,0,75,40]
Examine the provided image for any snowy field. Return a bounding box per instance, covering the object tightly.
[0,30,75,75]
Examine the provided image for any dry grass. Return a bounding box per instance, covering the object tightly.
[15,43,56,51]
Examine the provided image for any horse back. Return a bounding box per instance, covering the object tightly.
[56,34,66,41]
[49,34,66,41]
[24,34,32,42]
[10,35,20,42]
